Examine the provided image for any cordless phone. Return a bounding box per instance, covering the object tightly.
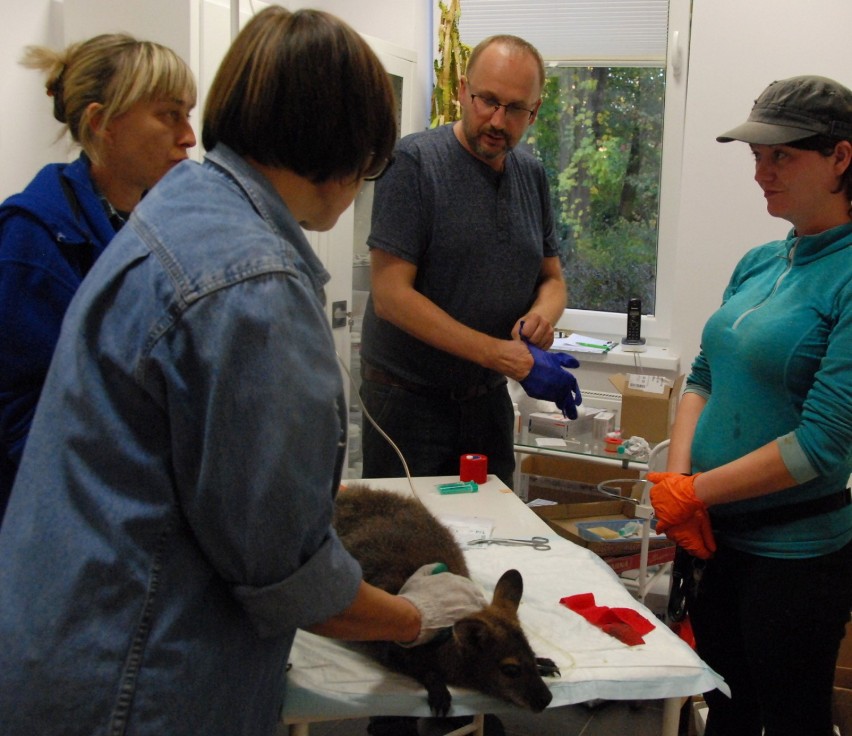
[621,297,646,351]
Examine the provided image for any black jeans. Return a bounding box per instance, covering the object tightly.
[688,539,852,736]
[359,377,515,488]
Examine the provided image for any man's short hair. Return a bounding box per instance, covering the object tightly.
[466,35,546,92]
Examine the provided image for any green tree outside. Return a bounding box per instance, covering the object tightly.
[522,66,665,313]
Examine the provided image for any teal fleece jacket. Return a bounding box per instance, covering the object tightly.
[687,222,852,557]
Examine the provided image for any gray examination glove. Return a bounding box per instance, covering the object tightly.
[396,563,489,647]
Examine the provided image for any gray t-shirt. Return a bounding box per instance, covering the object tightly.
[361,124,558,390]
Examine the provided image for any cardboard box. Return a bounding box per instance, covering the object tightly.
[532,499,673,557]
[522,455,642,505]
[520,455,674,569]
[835,620,852,735]
[528,408,601,439]
[602,544,676,574]
[836,687,852,736]
[838,619,852,670]
[609,373,685,443]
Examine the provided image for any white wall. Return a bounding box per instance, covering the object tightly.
[0,0,432,201]
[286,0,432,129]
[4,0,852,369]
[670,0,852,366]
[0,0,66,199]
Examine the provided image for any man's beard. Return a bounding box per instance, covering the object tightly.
[465,123,513,161]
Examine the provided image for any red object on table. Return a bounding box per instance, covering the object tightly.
[459,453,488,483]
[560,592,656,645]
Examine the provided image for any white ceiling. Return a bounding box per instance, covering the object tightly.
[456,0,670,63]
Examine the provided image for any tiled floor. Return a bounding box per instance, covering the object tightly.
[282,698,675,736]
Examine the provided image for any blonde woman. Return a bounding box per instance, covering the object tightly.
[0,34,196,513]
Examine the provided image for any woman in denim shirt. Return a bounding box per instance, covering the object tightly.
[0,8,486,736]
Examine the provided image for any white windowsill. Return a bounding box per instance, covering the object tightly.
[570,343,680,372]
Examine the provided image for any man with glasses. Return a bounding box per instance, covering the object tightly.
[360,33,565,489]
[359,36,565,735]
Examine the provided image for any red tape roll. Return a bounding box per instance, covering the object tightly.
[459,453,488,484]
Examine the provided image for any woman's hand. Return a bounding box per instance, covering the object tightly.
[647,472,717,559]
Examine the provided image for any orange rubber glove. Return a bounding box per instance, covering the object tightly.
[647,472,717,560]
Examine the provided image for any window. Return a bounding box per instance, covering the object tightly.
[524,66,664,313]
[458,0,690,341]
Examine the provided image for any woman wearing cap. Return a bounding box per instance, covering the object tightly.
[649,75,852,735]
[0,34,197,517]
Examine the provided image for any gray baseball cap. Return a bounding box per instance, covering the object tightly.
[717,75,852,144]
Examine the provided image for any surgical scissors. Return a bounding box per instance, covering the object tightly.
[468,536,551,551]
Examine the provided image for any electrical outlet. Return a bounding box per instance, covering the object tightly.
[331,300,348,328]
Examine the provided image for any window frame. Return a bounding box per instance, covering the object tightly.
[551,0,691,343]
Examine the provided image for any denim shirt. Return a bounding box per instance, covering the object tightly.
[0,145,362,736]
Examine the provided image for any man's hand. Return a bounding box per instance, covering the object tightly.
[519,342,582,419]
[395,563,488,647]
[512,313,555,349]
[647,472,716,559]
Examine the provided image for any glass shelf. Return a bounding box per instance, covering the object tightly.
[514,429,651,469]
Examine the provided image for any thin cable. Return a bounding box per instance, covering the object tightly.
[337,352,419,499]
[594,478,642,504]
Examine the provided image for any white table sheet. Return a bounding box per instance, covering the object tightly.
[281,476,727,723]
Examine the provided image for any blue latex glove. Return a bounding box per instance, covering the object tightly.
[519,340,582,419]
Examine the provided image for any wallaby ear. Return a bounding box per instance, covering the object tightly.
[453,618,489,650]
[492,569,523,612]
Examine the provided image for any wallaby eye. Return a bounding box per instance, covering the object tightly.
[500,663,522,679]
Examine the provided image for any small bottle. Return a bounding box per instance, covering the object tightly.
[512,403,522,441]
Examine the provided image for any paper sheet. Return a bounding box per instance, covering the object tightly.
[627,374,673,394]
[552,333,616,354]
[436,514,495,545]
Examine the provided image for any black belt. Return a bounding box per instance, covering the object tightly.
[362,363,506,402]
[710,488,851,532]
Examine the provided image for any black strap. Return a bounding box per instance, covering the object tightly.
[59,175,82,223]
[711,488,851,532]
[56,174,100,278]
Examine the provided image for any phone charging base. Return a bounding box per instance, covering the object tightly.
[621,337,647,352]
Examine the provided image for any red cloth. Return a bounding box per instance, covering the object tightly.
[560,592,656,645]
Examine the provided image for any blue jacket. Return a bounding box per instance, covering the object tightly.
[687,222,852,557]
[0,154,116,514]
[0,145,361,736]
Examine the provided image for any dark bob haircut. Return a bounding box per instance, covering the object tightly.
[203,6,397,184]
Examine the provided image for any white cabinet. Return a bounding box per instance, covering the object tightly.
[310,36,417,478]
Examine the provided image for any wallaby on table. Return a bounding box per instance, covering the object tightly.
[333,486,558,716]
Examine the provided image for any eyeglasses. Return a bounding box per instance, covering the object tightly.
[364,154,395,182]
[469,91,536,123]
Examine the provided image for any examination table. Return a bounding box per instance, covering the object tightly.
[280,476,727,736]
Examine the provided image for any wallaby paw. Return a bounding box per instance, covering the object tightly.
[426,685,453,717]
[536,657,561,677]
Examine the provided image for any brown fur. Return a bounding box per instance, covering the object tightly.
[333,486,555,715]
